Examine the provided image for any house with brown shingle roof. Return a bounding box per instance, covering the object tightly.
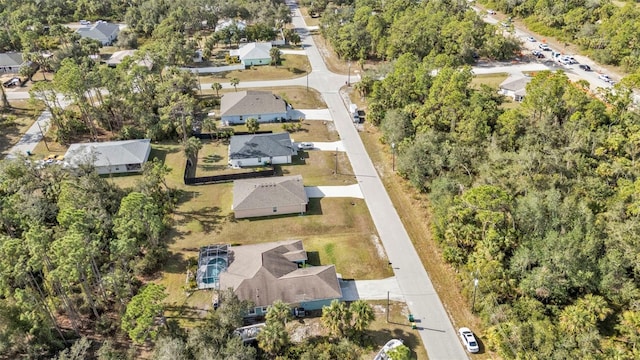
[220,90,289,124]
[232,175,308,218]
[218,240,342,316]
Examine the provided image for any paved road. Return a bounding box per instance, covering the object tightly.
[287,2,469,358]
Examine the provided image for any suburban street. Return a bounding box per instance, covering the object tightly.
[285,2,470,359]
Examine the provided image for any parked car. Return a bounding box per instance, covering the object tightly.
[459,327,480,353]
[538,43,551,51]
[578,64,592,71]
[79,20,91,25]
[298,142,314,150]
[2,77,20,88]
[531,50,545,59]
[487,9,496,15]
[526,36,536,42]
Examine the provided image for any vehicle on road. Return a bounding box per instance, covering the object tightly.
[526,36,536,42]
[538,43,551,51]
[458,327,480,353]
[578,64,592,71]
[80,20,91,25]
[599,74,611,82]
[298,142,314,150]
[487,9,496,15]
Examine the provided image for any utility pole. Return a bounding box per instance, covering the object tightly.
[471,278,479,313]
[386,291,390,322]
[391,142,396,171]
[347,62,351,86]
[334,147,338,175]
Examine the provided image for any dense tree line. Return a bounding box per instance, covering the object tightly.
[0,158,175,358]
[369,53,640,357]
[479,0,640,72]
[317,0,520,64]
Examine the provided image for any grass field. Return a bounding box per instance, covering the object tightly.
[470,73,509,89]
[198,54,310,82]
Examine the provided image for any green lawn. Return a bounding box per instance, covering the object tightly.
[198,54,310,82]
[470,73,509,89]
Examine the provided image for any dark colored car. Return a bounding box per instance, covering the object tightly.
[578,64,591,71]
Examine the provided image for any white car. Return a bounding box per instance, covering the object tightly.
[298,142,314,150]
[487,9,496,15]
[538,43,550,51]
[459,327,480,353]
[526,36,536,42]
[598,74,611,82]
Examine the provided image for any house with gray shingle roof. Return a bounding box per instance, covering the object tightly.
[499,74,532,102]
[76,21,120,46]
[63,139,151,175]
[218,240,342,315]
[228,132,296,168]
[232,175,308,218]
[0,53,27,74]
[229,42,272,66]
[220,90,289,125]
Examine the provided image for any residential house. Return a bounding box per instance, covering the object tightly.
[218,240,342,316]
[217,19,247,31]
[0,53,27,74]
[105,50,153,70]
[229,42,272,67]
[220,90,288,124]
[64,139,151,175]
[499,74,532,102]
[228,132,297,168]
[76,21,120,46]
[232,175,308,219]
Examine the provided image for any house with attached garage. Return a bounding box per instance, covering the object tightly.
[232,175,308,219]
[76,21,120,46]
[218,240,342,317]
[220,90,289,124]
[63,139,151,175]
[499,74,532,102]
[228,132,297,168]
[229,42,272,67]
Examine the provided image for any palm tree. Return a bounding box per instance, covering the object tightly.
[184,136,202,160]
[270,47,282,67]
[257,321,289,357]
[266,300,292,326]
[322,299,350,337]
[211,82,222,97]
[349,300,375,336]
[230,77,239,92]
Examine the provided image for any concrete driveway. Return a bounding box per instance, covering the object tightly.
[340,277,404,301]
[288,108,332,120]
[305,184,363,199]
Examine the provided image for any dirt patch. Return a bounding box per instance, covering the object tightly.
[289,318,326,342]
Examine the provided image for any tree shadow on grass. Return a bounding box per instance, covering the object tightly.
[202,154,223,164]
[171,204,226,241]
[163,251,188,274]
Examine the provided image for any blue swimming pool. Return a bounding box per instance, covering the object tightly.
[203,257,228,284]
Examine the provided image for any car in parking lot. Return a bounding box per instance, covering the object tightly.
[531,50,545,59]
[526,36,536,42]
[538,43,550,51]
[459,327,480,353]
[578,64,592,71]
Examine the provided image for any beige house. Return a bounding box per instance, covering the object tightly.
[218,240,342,315]
[220,90,289,124]
[232,175,308,219]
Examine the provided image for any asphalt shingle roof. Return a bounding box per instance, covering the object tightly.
[0,53,24,67]
[229,42,272,61]
[220,90,287,117]
[219,240,342,308]
[64,139,151,167]
[229,132,296,160]
[233,175,308,211]
[76,22,119,43]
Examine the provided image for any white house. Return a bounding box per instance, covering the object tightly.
[220,90,289,124]
[105,50,153,70]
[0,53,27,74]
[76,21,120,46]
[229,42,272,67]
[228,132,296,168]
[499,74,532,102]
[64,139,151,175]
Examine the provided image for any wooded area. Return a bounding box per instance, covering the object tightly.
[370,57,640,357]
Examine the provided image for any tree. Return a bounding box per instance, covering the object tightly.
[265,300,292,325]
[246,117,259,134]
[322,299,351,338]
[270,47,282,66]
[121,283,167,344]
[230,77,240,92]
[54,337,91,360]
[153,336,188,360]
[184,136,202,160]
[349,300,375,338]
[386,344,411,360]
[211,82,222,97]
[257,321,289,356]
